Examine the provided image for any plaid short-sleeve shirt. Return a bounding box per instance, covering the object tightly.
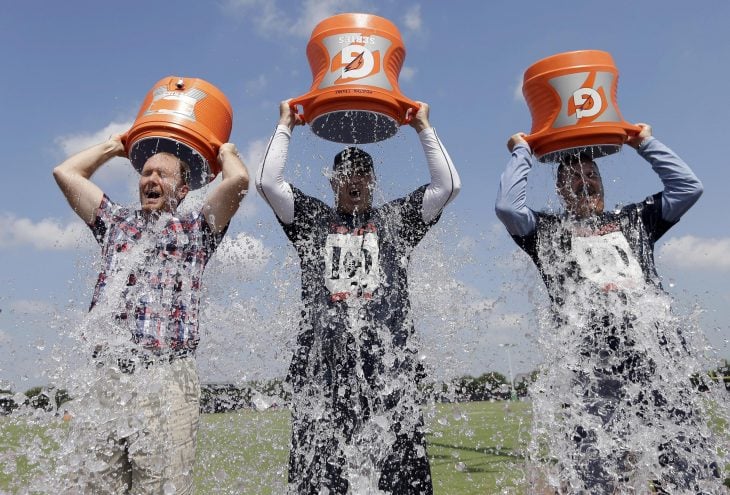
[88,195,225,352]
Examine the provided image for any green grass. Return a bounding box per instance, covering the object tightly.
[192,400,532,495]
[0,418,60,492]
[1,400,726,494]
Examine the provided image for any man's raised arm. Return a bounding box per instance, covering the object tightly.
[202,143,249,234]
[52,135,125,224]
[410,102,461,223]
[495,133,537,237]
[627,123,703,223]
[255,100,303,225]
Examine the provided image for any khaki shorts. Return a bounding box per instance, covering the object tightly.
[61,354,200,494]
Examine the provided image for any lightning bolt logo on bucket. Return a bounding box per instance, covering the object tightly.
[549,71,621,128]
[317,33,393,90]
[339,45,376,80]
[572,87,603,119]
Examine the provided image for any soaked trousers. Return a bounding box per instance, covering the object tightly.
[564,312,720,494]
[61,354,200,494]
[286,325,433,495]
[288,404,433,495]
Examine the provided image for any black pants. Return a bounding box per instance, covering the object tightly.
[286,327,432,494]
[566,311,720,494]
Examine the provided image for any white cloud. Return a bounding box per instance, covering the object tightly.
[660,235,730,271]
[55,121,132,157]
[0,214,93,251]
[512,73,523,102]
[242,138,269,169]
[402,5,422,32]
[400,66,417,83]
[54,120,138,188]
[223,0,362,37]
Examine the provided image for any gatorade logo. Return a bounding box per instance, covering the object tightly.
[335,44,380,82]
[549,71,620,128]
[571,87,603,119]
[144,87,207,122]
[567,72,607,122]
[318,33,393,90]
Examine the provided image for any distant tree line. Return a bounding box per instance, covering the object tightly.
[3,361,727,416]
[0,386,71,415]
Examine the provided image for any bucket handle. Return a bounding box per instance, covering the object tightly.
[623,123,642,135]
[289,93,318,123]
[120,131,131,155]
[396,96,420,125]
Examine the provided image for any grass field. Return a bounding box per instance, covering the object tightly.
[1,400,530,494]
[1,400,726,494]
[193,400,531,494]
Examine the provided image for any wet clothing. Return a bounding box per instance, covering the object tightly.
[63,355,200,495]
[64,196,226,493]
[88,195,226,352]
[495,139,721,493]
[257,125,460,494]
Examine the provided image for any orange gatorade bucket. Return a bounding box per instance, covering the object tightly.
[122,76,233,189]
[290,13,419,144]
[522,50,640,163]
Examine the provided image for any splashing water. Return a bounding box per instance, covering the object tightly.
[520,149,728,494]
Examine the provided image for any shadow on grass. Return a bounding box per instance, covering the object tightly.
[428,441,525,461]
[428,441,526,474]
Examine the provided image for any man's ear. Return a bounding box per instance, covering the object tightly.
[177,184,190,202]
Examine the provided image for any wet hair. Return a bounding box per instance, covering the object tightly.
[333,147,374,176]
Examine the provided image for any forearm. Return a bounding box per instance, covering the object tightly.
[638,137,703,222]
[203,149,249,234]
[219,150,249,195]
[495,144,536,236]
[256,125,295,224]
[53,140,118,224]
[54,140,119,179]
[420,128,461,223]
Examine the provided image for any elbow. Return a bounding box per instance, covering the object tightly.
[236,174,250,195]
[448,177,462,202]
[494,197,514,222]
[225,168,249,195]
[690,178,704,202]
[254,173,265,197]
[52,166,66,186]
[452,175,462,196]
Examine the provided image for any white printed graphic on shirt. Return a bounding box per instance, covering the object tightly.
[572,231,645,289]
[324,232,381,298]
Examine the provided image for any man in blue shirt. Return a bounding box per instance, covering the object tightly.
[495,124,721,493]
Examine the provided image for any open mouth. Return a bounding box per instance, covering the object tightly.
[145,190,162,200]
[349,187,361,200]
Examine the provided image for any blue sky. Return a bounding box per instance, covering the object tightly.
[1,1,728,390]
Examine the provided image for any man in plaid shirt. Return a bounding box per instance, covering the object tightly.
[53,134,248,494]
